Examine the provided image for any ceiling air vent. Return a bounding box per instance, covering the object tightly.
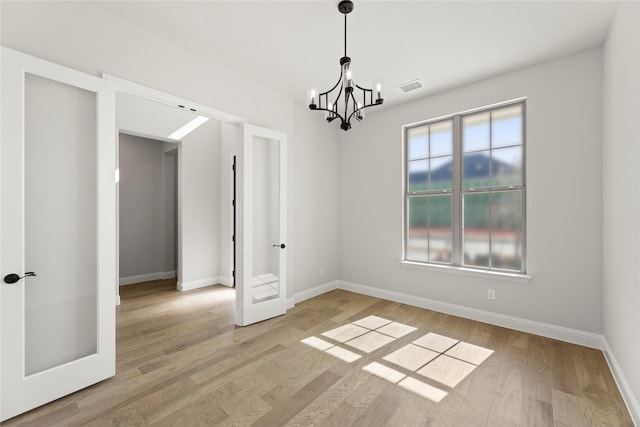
[398,79,423,93]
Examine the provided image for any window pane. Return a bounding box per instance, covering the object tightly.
[430,120,453,157]
[492,146,523,186]
[463,112,490,152]
[491,191,523,271]
[463,151,491,189]
[428,194,452,263]
[463,193,490,267]
[408,160,428,191]
[407,126,428,160]
[430,156,452,190]
[492,104,522,148]
[407,196,428,261]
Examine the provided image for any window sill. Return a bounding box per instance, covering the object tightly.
[399,261,532,283]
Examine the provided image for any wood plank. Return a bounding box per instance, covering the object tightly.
[252,370,341,426]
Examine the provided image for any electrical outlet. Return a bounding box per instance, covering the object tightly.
[488,289,496,300]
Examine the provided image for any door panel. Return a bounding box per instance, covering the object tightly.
[1,48,116,421]
[237,124,287,326]
[24,73,99,376]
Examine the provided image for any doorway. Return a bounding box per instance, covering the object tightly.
[114,88,238,300]
[117,131,180,288]
[107,75,288,327]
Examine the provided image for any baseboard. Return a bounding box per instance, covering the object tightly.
[177,276,220,291]
[337,280,603,349]
[218,276,234,287]
[602,337,640,426]
[119,272,163,285]
[294,280,339,305]
[284,280,339,310]
[115,294,121,306]
[161,270,176,279]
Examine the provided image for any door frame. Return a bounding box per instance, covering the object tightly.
[104,79,290,326]
[104,74,245,303]
[162,147,179,282]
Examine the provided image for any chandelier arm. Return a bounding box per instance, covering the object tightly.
[319,108,346,125]
[354,84,372,91]
[319,74,344,99]
[355,85,378,107]
[331,84,344,114]
[355,86,373,107]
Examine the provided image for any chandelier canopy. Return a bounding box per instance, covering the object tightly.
[308,0,383,131]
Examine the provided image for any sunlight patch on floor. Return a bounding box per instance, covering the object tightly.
[302,316,495,403]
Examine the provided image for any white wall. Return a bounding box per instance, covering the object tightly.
[118,133,166,281]
[292,103,339,294]
[178,119,222,289]
[0,0,301,297]
[603,1,640,422]
[338,47,604,333]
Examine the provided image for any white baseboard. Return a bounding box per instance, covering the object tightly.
[218,275,234,287]
[119,271,176,285]
[294,280,339,305]
[337,280,603,349]
[285,280,339,310]
[178,276,220,291]
[115,294,121,306]
[119,272,162,285]
[602,337,640,426]
[161,270,176,279]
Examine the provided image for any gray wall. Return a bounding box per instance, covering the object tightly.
[338,47,603,334]
[118,133,169,280]
[603,0,640,416]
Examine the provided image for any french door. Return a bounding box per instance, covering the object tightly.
[0,48,116,421]
[236,124,287,326]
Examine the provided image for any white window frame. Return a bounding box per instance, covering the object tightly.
[402,98,527,276]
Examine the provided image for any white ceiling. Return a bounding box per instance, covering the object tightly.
[94,1,617,109]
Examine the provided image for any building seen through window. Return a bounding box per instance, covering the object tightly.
[404,101,525,273]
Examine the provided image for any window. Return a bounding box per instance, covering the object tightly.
[403,100,526,274]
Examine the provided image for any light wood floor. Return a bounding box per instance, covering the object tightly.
[2,279,633,426]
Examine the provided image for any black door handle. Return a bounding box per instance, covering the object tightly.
[272,244,286,249]
[3,272,37,284]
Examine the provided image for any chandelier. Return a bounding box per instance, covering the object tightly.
[307,0,383,131]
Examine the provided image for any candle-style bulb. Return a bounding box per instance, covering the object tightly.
[307,87,317,109]
[373,78,384,104]
[356,102,365,121]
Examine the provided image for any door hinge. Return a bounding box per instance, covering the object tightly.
[232,270,235,277]
[232,235,235,242]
